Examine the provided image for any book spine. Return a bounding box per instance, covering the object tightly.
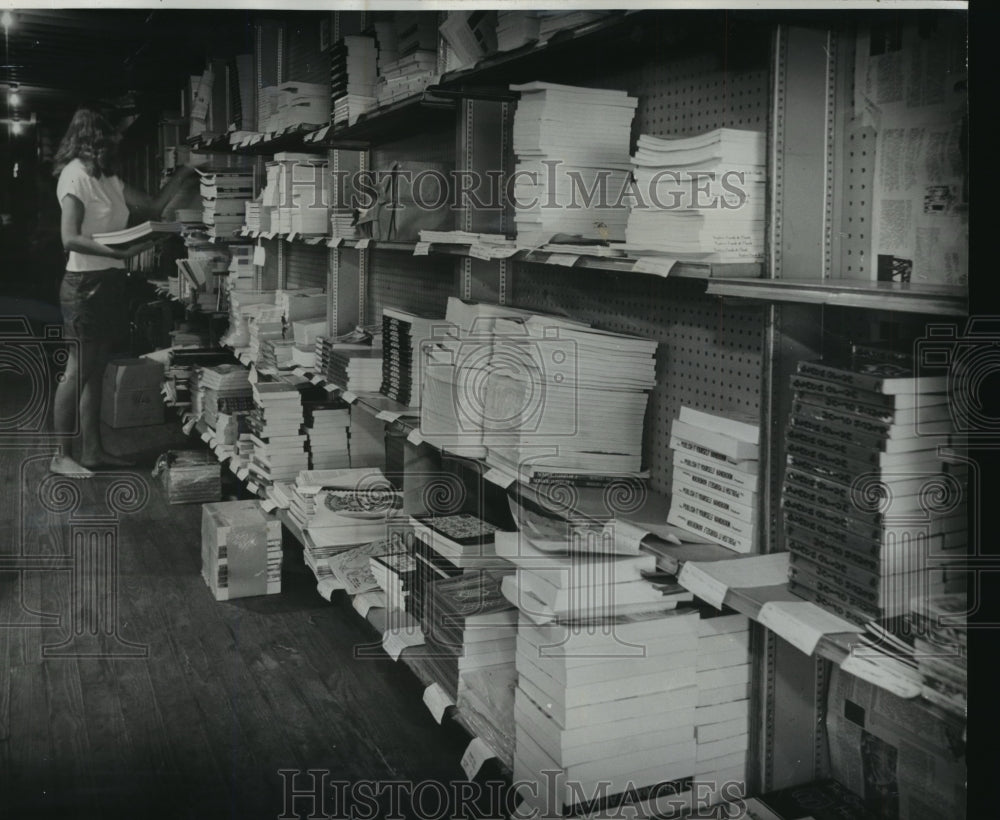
[785,535,883,577]
[667,508,754,554]
[792,398,905,440]
[669,435,759,474]
[674,467,757,507]
[670,498,755,540]
[787,576,885,624]
[788,555,883,604]
[795,360,895,394]
[671,476,755,525]
[672,451,759,491]
[789,375,896,409]
[782,470,887,528]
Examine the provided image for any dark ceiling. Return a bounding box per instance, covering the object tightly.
[1,8,260,130]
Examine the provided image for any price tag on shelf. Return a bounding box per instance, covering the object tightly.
[483,467,517,489]
[422,683,454,724]
[246,481,260,495]
[313,125,331,142]
[460,738,495,780]
[356,238,371,250]
[237,467,250,481]
[263,231,277,240]
[632,257,678,277]
[293,367,307,377]
[352,590,386,618]
[229,461,239,474]
[200,431,212,443]
[324,384,338,393]
[287,232,299,243]
[341,391,357,404]
[181,418,197,436]
[758,601,862,656]
[261,499,278,514]
[382,628,421,661]
[375,410,404,423]
[468,244,492,260]
[407,428,424,446]
[305,236,324,245]
[316,576,341,601]
[488,245,519,259]
[310,375,324,385]
[414,241,431,256]
[327,237,344,248]
[253,245,266,266]
[547,253,580,267]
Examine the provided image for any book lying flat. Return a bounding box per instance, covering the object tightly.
[93,220,183,247]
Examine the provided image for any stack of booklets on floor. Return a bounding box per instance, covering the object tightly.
[199,169,254,239]
[911,592,967,717]
[420,570,518,702]
[667,406,760,554]
[380,307,443,407]
[511,82,637,248]
[287,468,400,567]
[195,363,254,431]
[478,315,658,481]
[201,500,282,601]
[625,129,766,263]
[330,35,378,126]
[496,10,541,51]
[317,339,384,393]
[781,352,963,627]
[154,449,221,505]
[248,380,308,484]
[304,402,351,470]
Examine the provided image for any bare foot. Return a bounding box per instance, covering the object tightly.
[81,451,138,469]
[50,455,95,478]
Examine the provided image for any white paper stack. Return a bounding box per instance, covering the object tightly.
[496,11,541,52]
[330,210,357,239]
[377,51,438,107]
[247,305,285,365]
[304,404,351,471]
[266,82,330,132]
[667,407,761,554]
[511,82,637,248]
[511,608,702,818]
[248,380,308,484]
[277,289,326,323]
[626,129,766,263]
[199,170,254,239]
[330,35,378,126]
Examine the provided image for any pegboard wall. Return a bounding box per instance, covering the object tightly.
[840,125,876,280]
[285,12,331,86]
[509,264,765,497]
[367,251,456,324]
[285,242,329,291]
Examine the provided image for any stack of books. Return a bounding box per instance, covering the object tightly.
[164,348,238,408]
[511,82,637,248]
[257,338,297,373]
[911,593,967,717]
[625,129,766,263]
[317,339,383,393]
[199,169,254,240]
[496,10,541,52]
[227,244,255,291]
[439,10,497,71]
[201,500,282,601]
[304,402,351,470]
[221,291,276,349]
[376,51,439,106]
[370,547,420,615]
[694,612,751,798]
[248,380,308,484]
[330,35,378,126]
[375,14,439,107]
[246,305,287,366]
[782,354,961,627]
[291,319,327,369]
[323,535,402,596]
[265,82,330,132]
[667,407,761,554]
[478,315,658,481]
[330,210,357,240]
[511,608,702,819]
[244,201,263,233]
[155,450,221,505]
[195,363,253,431]
[380,307,442,407]
[421,570,518,701]
[410,513,508,572]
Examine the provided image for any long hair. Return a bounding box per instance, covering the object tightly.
[53,106,120,179]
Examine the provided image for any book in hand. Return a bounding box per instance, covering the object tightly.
[93,220,183,247]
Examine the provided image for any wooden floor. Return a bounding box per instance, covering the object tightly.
[0,375,476,818]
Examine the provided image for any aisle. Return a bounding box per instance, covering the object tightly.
[0,417,470,819]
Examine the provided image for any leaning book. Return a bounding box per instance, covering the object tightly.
[93,220,183,247]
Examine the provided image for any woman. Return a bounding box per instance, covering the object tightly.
[50,105,196,477]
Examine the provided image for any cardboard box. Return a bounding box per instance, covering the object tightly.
[101,358,165,428]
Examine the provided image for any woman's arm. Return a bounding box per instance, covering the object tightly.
[125,165,199,220]
[60,194,150,260]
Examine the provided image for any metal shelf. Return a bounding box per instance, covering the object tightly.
[706,277,969,316]
[303,91,457,150]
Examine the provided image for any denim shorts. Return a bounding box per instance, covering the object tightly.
[59,268,127,340]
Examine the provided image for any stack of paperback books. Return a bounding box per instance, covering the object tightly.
[376,13,438,106]
[317,339,383,393]
[303,402,351,470]
[247,305,285,366]
[782,355,962,627]
[625,129,766,263]
[330,35,378,126]
[380,307,443,407]
[420,570,518,701]
[194,364,253,431]
[201,500,282,601]
[410,512,508,572]
[496,10,541,51]
[370,547,420,615]
[667,406,760,554]
[199,169,254,240]
[248,380,308,484]
[510,82,637,248]
[291,320,327,369]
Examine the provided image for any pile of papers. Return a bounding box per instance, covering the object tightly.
[304,402,351,471]
[496,11,541,52]
[625,129,766,263]
[667,407,761,554]
[331,36,378,126]
[263,82,330,133]
[248,380,308,484]
[317,339,383,393]
[199,169,253,240]
[511,82,637,248]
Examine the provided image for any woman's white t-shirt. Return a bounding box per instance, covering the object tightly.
[56,158,129,272]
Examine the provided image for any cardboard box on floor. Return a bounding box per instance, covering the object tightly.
[102,358,165,428]
[826,667,966,819]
